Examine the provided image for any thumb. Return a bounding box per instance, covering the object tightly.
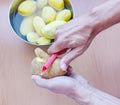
[31,75,49,88]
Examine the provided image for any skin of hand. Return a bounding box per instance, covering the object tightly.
[48,0,120,71]
[48,15,96,71]
[32,66,120,105]
[32,69,120,105]
[32,67,94,105]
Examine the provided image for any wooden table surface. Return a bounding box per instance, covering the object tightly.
[0,0,120,105]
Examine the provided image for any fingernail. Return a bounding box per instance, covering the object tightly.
[61,64,67,71]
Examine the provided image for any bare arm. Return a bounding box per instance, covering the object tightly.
[91,0,120,34]
[66,0,120,104]
[71,86,120,105]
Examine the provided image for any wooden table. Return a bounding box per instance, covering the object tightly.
[0,0,120,105]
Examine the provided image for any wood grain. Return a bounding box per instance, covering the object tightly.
[0,0,120,105]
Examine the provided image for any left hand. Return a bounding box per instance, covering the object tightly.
[32,67,93,100]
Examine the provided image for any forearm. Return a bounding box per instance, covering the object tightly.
[90,88,120,105]
[89,0,120,35]
[68,86,120,105]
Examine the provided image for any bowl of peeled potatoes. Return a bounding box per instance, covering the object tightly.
[9,0,73,46]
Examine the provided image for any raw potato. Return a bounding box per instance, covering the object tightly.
[31,48,67,79]
[41,20,66,39]
[20,16,34,36]
[56,9,72,21]
[48,0,64,10]
[41,6,56,23]
[18,1,37,16]
[37,0,48,9]
[27,32,39,44]
[37,37,51,45]
[33,16,46,36]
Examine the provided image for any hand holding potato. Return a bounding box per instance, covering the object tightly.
[31,48,67,79]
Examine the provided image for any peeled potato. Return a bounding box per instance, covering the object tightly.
[37,0,48,9]
[48,0,64,10]
[18,1,37,16]
[41,20,66,39]
[41,6,56,23]
[31,48,66,79]
[20,16,34,36]
[56,9,72,21]
[37,37,51,45]
[27,32,39,44]
[33,16,46,36]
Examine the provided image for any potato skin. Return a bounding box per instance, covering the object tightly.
[31,48,67,79]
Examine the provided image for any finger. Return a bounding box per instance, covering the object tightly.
[31,75,50,88]
[66,65,73,76]
[60,47,84,71]
[48,38,67,54]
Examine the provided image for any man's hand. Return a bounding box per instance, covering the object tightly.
[32,67,93,104]
[48,14,97,71]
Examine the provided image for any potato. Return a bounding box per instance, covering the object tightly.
[37,0,48,9]
[48,0,64,10]
[20,16,34,36]
[31,48,67,79]
[41,20,66,39]
[56,9,72,21]
[18,1,37,16]
[41,6,56,23]
[37,37,51,45]
[27,32,39,44]
[33,16,46,36]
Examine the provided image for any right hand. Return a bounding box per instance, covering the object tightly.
[48,14,98,71]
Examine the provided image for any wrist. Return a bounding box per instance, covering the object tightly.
[66,82,95,105]
[88,0,120,35]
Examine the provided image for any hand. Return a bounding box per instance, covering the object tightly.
[48,14,98,71]
[32,67,93,102]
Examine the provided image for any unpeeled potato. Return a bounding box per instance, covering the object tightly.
[31,48,66,79]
